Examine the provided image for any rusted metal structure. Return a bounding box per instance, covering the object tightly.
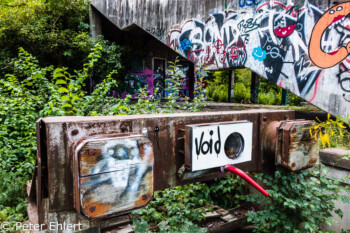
[28,0,350,230]
[262,120,318,171]
[29,109,318,232]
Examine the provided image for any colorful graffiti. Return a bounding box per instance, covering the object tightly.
[122,69,154,98]
[165,1,350,118]
[309,2,350,68]
[121,65,193,99]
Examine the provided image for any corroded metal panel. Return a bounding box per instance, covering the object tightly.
[279,121,318,171]
[74,135,154,219]
[262,120,318,171]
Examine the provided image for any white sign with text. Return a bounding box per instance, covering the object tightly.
[188,121,253,171]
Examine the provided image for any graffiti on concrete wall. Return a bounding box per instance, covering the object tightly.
[123,69,154,98]
[309,2,350,105]
[121,65,193,99]
[146,26,166,40]
[166,1,350,117]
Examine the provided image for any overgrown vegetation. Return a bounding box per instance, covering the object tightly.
[0,47,206,226]
[207,69,304,106]
[245,166,350,233]
[1,46,348,231]
[132,175,246,232]
[0,0,129,83]
[132,166,349,233]
[206,175,246,210]
[1,1,349,232]
[132,183,210,233]
[206,70,251,103]
[0,0,91,71]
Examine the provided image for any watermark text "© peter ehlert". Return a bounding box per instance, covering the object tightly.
[0,221,83,231]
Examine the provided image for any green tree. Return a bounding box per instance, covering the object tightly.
[0,0,92,73]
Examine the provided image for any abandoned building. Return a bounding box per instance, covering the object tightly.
[26,0,350,232]
[89,0,350,118]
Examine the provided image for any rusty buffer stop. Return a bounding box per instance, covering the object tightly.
[28,110,318,231]
[74,134,154,219]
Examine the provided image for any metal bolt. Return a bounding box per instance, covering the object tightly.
[89,206,96,213]
[263,116,267,122]
[142,195,148,200]
[88,149,95,155]
[71,129,79,136]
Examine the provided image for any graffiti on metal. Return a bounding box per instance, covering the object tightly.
[185,121,253,171]
[75,135,154,219]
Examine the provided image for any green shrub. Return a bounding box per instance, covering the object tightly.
[0,0,92,71]
[245,166,349,233]
[206,175,246,209]
[258,89,281,105]
[132,183,209,233]
[210,84,228,102]
[288,92,304,106]
[234,69,251,88]
[257,77,282,105]
[234,82,250,102]
[0,49,54,224]
[91,37,130,87]
[207,71,229,102]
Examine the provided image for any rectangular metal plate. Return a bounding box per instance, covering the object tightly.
[280,121,318,171]
[185,121,253,171]
[74,135,154,219]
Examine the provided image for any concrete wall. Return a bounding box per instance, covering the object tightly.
[90,0,350,118]
[320,148,350,232]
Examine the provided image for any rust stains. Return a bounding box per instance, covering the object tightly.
[75,134,154,219]
[82,202,112,218]
[263,120,318,171]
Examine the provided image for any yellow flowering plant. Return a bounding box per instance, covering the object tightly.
[309,114,350,149]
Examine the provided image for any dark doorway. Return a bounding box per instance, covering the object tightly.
[153,58,166,99]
